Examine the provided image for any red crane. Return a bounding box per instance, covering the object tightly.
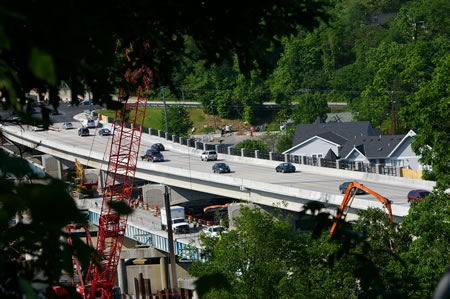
[72,44,152,298]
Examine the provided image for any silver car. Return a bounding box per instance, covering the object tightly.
[63,122,73,130]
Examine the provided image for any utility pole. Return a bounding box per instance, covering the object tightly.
[161,86,169,133]
[163,186,178,293]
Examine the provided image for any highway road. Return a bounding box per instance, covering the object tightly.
[7,120,417,209]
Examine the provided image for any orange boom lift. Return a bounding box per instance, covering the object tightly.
[329,181,393,238]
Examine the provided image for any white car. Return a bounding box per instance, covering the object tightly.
[63,122,73,130]
[202,225,227,238]
[201,150,218,161]
[81,119,96,128]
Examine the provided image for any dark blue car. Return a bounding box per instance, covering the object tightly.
[212,163,231,173]
[339,181,366,195]
[98,128,111,136]
[275,162,296,173]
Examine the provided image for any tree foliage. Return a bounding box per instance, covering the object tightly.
[162,104,193,137]
[0,149,95,297]
[192,192,450,298]
[291,92,328,124]
[234,139,268,152]
[401,54,450,189]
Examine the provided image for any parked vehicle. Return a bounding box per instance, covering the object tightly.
[31,125,44,132]
[212,163,231,173]
[81,119,96,128]
[275,162,296,173]
[339,181,367,195]
[78,127,90,136]
[63,122,73,130]
[142,149,164,162]
[201,150,217,161]
[81,99,93,105]
[160,206,189,234]
[98,128,111,136]
[202,225,227,238]
[151,143,165,151]
[407,189,431,203]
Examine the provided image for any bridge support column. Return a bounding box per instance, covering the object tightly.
[97,170,106,191]
[42,154,64,180]
[255,150,259,159]
[117,258,128,294]
[160,257,167,290]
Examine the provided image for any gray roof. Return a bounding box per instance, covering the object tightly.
[339,135,406,159]
[324,148,338,161]
[317,132,347,146]
[292,121,379,148]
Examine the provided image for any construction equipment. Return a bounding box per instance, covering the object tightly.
[329,181,393,238]
[203,203,229,213]
[74,158,97,193]
[68,42,152,298]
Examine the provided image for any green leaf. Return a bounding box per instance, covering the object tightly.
[28,48,56,85]
[195,272,232,298]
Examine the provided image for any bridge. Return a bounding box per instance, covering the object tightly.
[0,123,435,222]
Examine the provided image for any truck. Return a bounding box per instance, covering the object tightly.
[81,119,96,128]
[160,206,190,234]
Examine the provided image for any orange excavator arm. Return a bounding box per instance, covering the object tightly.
[329,181,393,237]
[203,203,229,213]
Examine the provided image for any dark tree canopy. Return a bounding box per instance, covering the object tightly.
[0,0,329,115]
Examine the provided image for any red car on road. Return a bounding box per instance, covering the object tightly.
[407,189,430,203]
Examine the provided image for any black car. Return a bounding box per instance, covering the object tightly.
[339,181,366,195]
[151,143,165,151]
[142,149,164,162]
[78,127,90,136]
[98,128,111,136]
[212,163,231,173]
[275,162,296,173]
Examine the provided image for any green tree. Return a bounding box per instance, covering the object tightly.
[0,149,95,297]
[291,92,328,124]
[189,207,295,298]
[162,105,193,137]
[276,126,296,153]
[234,139,268,152]
[392,191,450,297]
[401,54,450,189]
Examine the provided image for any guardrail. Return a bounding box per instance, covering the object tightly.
[92,112,410,178]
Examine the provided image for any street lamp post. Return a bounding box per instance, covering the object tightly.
[161,86,169,133]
